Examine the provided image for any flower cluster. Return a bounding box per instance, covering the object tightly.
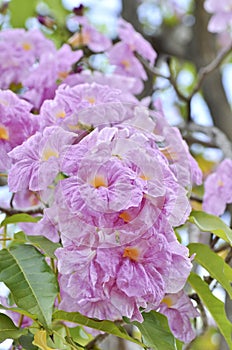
[0,18,202,343]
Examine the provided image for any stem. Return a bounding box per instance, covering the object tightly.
[2,225,7,248]
[190,293,208,331]
[0,206,43,216]
[18,314,24,328]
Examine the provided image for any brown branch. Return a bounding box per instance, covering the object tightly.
[189,44,232,99]
[179,122,232,159]
[138,43,232,105]
[0,206,43,216]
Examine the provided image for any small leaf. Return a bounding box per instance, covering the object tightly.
[32,330,56,350]
[0,313,27,342]
[188,243,232,298]
[188,272,232,348]
[189,211,232,245]
[19,332,38,350]
[127,311,179,350]
[1,213,41,227]
[53,310,144,347]
[13,232,61,258]
[0,245,58,328]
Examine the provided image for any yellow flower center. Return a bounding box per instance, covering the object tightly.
[162,296,174,308]
[41,148,59,161]
[22,42,32,51]
[217,179,224,187]
[140,173,150,181]
[123,247,140,261]
[121,59,130,69]
[119,211,132,223]
[58,71,69,80]
[55,110,66,119]
[91,175,108,188]
[0,125,9,140]
[85,96,96,104]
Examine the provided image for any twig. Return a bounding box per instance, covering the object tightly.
[137,44,232,123]
[190,293,208,330]
[214,243,230,253]
[225,247,232,264]
[179,122,232,159]
[0,206,43,216]
[190,194,202,203]
[189,44,232,99]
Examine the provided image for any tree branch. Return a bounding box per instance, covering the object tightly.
[0,206,43,216]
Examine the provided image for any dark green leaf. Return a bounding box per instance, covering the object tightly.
[1,214,41,227]
[0,313,27,342]
[188,272,232,348]
[188,243,232,298]
[128,311,179,350]
[53,310,145,347]
[0,245,58,328]
[19,332,38,350]
[189,211,232,245]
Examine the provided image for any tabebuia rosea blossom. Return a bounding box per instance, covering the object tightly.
[6,80,201,342]
[159,290,199,343]
[203,158,232,215]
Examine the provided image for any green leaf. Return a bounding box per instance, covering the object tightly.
[0,304,36,321]
[19,332,38,350]
[189,211,232,245]
[9,0,37,27]
[1,214,41,227]
[0,245,58,328]
[53,310,145,347]
[188,272,232,348]
[188,243,232,298]
[13,232,61,258]
[127,311,179,350]
[0,313,27,342]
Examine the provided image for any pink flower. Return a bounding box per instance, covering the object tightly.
[203,159,232,215]
[159,290,199,343]
[8,126,77,192]
[204,0,232,33]
[118,18,157,65]
[0,90,38,172]
[108,42,147,81]
[64,69,144,95]
[40,83,131,130]
[68,16,112,52]
[153,101,202,188]
[19,207,59,243]
[55,229,172,321]
[22,45,83,109]
[59,125,190,234]
[56,224,192,322]
[0,28,55,89]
